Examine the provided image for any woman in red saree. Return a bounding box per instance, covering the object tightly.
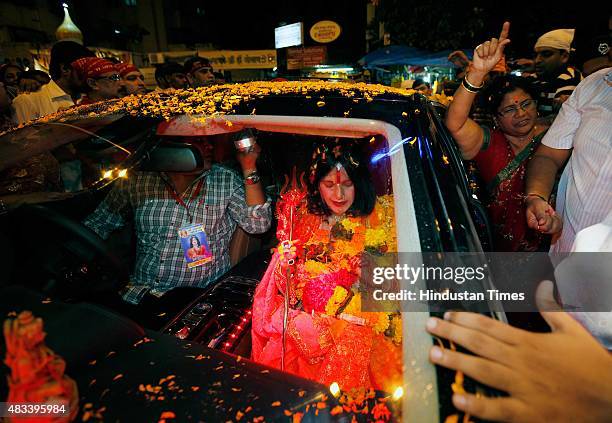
[251,141,402,393]
[187,235,208,260]
[445,22,560,251]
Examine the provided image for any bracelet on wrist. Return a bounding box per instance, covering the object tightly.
[524,193,548,203]
[244,170,260,185]
[462,73,485,93]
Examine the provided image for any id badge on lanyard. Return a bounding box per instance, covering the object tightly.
[178,223,213,268]
[167,176,213,269]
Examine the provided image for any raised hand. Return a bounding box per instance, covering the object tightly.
[471,21,511,76]
[236,141,261,171]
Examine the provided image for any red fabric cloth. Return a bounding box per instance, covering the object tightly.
[474,129,547,251]
[251,198,402,392]
[252,251,402,392]
[116,62,139,77]
[71,57,116,81]
[187,245,207,260]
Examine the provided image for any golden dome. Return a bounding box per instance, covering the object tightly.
[55,3,83,44]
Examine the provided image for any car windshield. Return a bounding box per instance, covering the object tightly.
[0,114,160,197]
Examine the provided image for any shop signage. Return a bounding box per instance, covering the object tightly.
[196,50,277,70]
[286,46,327,70]
[275,22,304,49]
[310,21,341,43]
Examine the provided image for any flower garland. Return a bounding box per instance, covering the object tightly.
[294,195,401,343]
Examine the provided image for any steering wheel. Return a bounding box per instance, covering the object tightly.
[17,203,130,296]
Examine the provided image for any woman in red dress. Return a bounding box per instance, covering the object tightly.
[251,140,403,393]
[187,235,207,260]
[445,22,561,251]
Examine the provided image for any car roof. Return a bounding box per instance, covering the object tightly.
[0,81,427,172]
[4,81,418,129]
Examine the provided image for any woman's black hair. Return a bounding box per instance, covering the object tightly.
[190,235,201,247]
[483,75,539,115]
[307,139,376,217]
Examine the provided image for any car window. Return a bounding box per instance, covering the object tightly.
[0,113,125,172]
[0,115,159,199]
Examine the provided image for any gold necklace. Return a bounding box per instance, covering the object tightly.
[507,125,537,154]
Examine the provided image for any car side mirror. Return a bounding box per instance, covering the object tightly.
[138,142,203,172]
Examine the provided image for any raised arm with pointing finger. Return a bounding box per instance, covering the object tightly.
[445,21,511,159]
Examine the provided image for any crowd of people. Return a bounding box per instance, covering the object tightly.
[0,18,610,421]
[437,21,612,422]
[443,21,611,255]
[0,41,225,131]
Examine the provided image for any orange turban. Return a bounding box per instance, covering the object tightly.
[71,57,116,81]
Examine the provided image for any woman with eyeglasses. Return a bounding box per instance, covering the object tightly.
[445,22,558,251]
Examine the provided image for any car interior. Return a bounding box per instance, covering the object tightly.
[0,110,495,420]
[0,114,402,343]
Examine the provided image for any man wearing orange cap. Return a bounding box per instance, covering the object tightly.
[532,29,583,118]
[71,57,122,105]
[116,62,148,96]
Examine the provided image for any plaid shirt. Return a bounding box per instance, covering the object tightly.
[84,165,271,304]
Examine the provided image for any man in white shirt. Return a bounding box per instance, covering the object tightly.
[555,211,612,349]
[12,41,94,124]
[525,67,612,253]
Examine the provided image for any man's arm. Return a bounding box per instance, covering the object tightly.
[226,173,272,235]
[236,143,266,206]
[226,141,272,234]
[525,79,581,233]
[524,145,571,232]
[241,166,266,206]
[83,180,130,239]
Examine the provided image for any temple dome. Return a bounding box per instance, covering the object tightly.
[55,3,83,44]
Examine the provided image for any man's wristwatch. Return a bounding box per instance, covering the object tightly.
[244,170,260,185]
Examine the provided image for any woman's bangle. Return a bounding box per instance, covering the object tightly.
[524,193,548,203]
[462,73,485,93]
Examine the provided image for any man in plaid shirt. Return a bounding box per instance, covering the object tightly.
[84,137,271,305]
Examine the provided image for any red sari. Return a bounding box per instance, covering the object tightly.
[251,195,402,393]
[187,245,207,260]
[474,127,549,251]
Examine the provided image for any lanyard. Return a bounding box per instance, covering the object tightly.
[164,175,205,223]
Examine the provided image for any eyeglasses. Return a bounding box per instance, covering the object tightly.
[498,99,537,118]
[125,74,144,81]
[94,74,121,82]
